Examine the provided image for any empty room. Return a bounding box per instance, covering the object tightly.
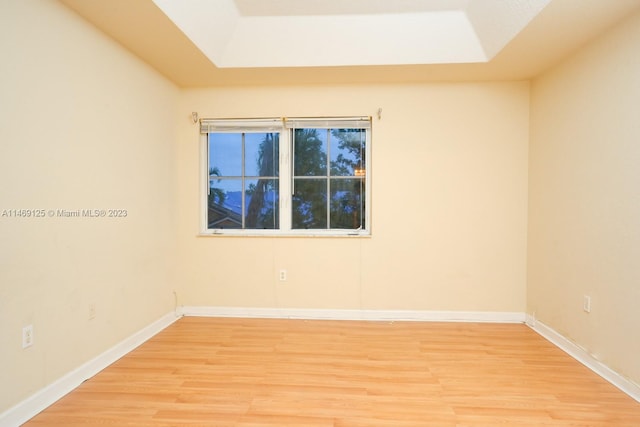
[1,0,639,425]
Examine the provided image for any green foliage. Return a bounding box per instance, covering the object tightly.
[208,167,225,206]
[292,128,365,229]
[208,128,365,230]
[246,133,279,229]
[329,129,365,229]
[292,129,327,228]
[330,129,365,176]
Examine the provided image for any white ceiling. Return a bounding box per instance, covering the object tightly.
[151,0,551,68]
[58,0,640,87]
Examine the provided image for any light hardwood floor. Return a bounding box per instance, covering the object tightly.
[25,317,640,426]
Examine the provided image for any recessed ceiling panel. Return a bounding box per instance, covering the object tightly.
[223,11,485,67]
[152,0,552,68]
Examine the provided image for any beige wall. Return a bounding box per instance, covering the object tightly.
[176,83,530,312]
[10,0,639,416]
[528,11,640,385]
[0,0,178,411]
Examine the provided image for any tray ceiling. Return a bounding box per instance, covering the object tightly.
[151,0,551,68]
[58,0,640,87]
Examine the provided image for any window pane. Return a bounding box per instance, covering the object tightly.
[208,179,242,229]
[330,178,364,229]
[245,178,279,229]
[245,133,279,177]
[209,133,242,176]
[294,129,327,176]
[330,129,366,177]
[292,179,327,229]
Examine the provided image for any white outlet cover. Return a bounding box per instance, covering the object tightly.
[22,325,34,348]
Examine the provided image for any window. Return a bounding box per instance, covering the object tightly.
[201,117,371,236]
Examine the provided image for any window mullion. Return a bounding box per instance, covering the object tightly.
[280,130,292,230]
[291,130,296,196]
[241,133,246,229]
[206,135,211,197]
[201,133,210,233]
[364,130,371,231]
[326,129,331,229]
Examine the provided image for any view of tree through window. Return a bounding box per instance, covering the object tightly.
[208,132,279,229]
[292,128,366,229]
[202,117,370,235]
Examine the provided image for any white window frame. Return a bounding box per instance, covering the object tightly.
[200,117,371,237]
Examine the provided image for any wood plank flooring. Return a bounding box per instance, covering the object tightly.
[25,317,640,426]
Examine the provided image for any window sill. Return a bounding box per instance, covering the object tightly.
[198,230,371,238]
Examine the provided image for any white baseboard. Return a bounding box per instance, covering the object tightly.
[0,312,180,427]
[528,318,640,403]
[179,306,527,323]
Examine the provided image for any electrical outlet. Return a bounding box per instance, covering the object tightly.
[279,269,287,281]
[22,325,33,349]
[583,295,591,313]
